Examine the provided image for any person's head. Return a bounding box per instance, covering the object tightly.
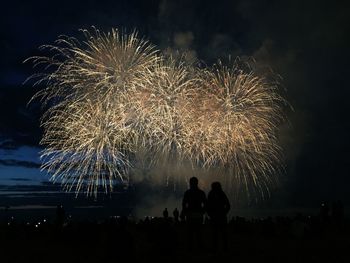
[189,177,198,189]
[211,182,222,192]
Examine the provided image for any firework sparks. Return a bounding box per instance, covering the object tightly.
[27,28,287,199]
[26,27,160,195]
[193,62,286,199]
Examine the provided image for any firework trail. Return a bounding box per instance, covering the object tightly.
[27,28,287,199]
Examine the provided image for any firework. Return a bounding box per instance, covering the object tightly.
[192,61,285,199]
[132,58,199,162]
[26,28,160,195]
[27,28,287,199]
[39,98,137,194]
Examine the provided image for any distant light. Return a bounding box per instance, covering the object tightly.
[35,225,38,228]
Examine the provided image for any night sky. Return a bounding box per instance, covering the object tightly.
[0,0,349,217]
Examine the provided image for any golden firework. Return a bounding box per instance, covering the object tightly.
[27,28,287,199]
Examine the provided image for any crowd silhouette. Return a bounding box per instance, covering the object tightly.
[0,178,348,262]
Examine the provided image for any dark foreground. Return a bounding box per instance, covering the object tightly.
[1,215,349,263]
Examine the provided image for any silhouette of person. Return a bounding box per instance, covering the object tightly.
[173,208,179,223]
[206,182,230,252]
[163,208,169,219]
[182,177,206,250]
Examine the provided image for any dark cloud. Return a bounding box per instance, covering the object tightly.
[0,139,18,150]
[0,86,42,148]
[9,178,32,182]
[0,159,41,169]
[0,183,58,192]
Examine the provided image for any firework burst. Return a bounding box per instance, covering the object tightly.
[194,61,285,199]
[26,28,160,195]
[27,28,287,199]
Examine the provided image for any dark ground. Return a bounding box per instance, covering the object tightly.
[0,213,349,263]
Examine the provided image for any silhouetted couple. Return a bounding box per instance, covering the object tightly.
[182,177,230,252]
